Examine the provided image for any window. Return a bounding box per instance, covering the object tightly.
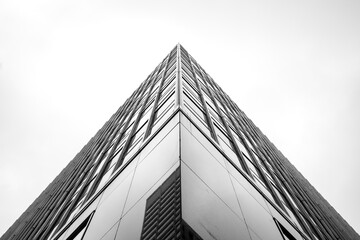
[274,218,297,240]
[66,212,94,240]
[161,73,176,92]
[141,169,181,240]
[152,98,175,133]
[183,96,208,130]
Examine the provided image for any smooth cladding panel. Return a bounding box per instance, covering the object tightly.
[180,113,303,240]
[115,163,180,240]
[181,163,251,240]
[51,113,180,240]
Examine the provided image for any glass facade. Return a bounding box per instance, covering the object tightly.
[1,44,359,240]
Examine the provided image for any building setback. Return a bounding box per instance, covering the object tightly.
[1,44,359,240]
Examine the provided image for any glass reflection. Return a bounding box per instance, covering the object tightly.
[115,198,146,240]
[230,175,283,240]
[181,125,242,218]
[140,112,179,162]
[123,126,179,213]
[99,223,118,240]
[83,173,132,240]
[268,203,303,240]
[181,164,251,240]
[63,197,100,240]
[226,161,270,212]
[181,120,227,169]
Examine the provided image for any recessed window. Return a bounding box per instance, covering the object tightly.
[141,168,181,240]
[66,212,94,240]
[274,218,297,240]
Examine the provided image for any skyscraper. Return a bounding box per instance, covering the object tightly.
[1,44,358,240]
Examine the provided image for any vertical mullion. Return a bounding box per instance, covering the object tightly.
[51,85,146,237]
[241,117,315,238]
[36,113,122,239]
[246,124,315,238]
[41,98,135,238]
[83,75,153,202]
[249,114,339,239]
[28,142,96,239]
[15,171,67,239]
[15,167,69,238]
[261,134,327,240]
[216,91,289,212]
[78,99,135,201]
[184,48,218,141]
[176,43,182,108]
[289,172,342,239]
[261,126,346,240]
[211,91,252,177]
[195,63,252,177]
[30,140,97,239]
[229,103,319,239]
[257,129,331,239]
[114,61,163,171]
[291,179,336,239]
[20,141,96,239]
[144,50,173,138]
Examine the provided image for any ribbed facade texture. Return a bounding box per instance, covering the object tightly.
[2,44,359,240]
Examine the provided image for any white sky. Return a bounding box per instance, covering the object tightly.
[1,0,359,236]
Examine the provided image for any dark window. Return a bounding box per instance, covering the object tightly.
[274,218,297,240]
[140,168,203,240]
[66,212,94,240]
[141,168,181,240]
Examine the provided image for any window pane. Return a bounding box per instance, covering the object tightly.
[181,163,251,240]
[181,125,241,217]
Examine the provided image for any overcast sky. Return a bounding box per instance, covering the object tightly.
[1,0,360,236]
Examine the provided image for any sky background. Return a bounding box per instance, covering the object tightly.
[1,0,360,236]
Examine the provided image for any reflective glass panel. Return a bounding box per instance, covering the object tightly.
[83,171,133,240]
[152,100,175,134]
[230,175,283,240]
[183,106,210,136]
[269,204,303,240]
[99,223,118,240]
[100,160,137,205]
[218,135,238,163]
[139,113,179,163]
[71,227,86,240]
[181,164,251,240]
[63,198,100,240]
[115,196,146,240]
[181,125,242,218]
[180,119,227,169]
[226,160,270,212]
[123,125,179,213]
